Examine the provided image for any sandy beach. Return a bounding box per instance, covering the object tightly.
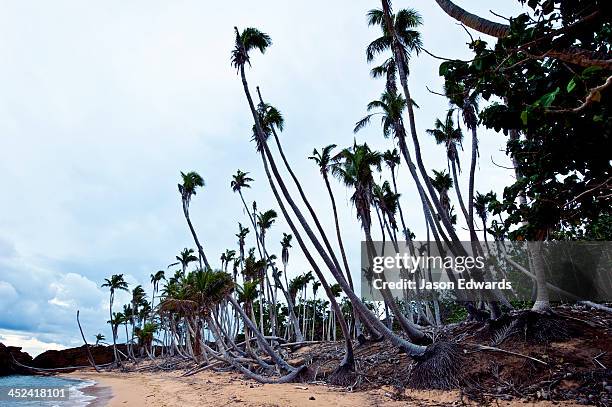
[65,369,582,407]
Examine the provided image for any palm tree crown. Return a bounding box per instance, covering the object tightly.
[231,27,272,70]
[231,170,254,193]
[366,8,422,64]
[102,274,129,294]
[178,171,205,206]
[332,142,382,230]
[426,110,464,170]
[309,144,337,176]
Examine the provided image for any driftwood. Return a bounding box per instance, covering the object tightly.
[470,344,548,366]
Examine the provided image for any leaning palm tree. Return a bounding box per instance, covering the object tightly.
[474,192,490,244]
[256,208,277,334]
[178,171,211,270]
[231,170,255,221]
[101,274,129,366]
[233,26,424,378]
[310,145,365,343]
[254,91,348,301]
[430,169,454,223]
[279,233,304,341]
[333,142,426,343]
[150,270,165,314]
[426,111,468,223]
[310,280,321,341]
[382,148,411,241]
[354,87,444,254]
[432,0,509,38]
[370,2,462,245]
[94,333,105,346]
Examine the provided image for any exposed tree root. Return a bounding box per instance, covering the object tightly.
[328,361,357,387]
[408,342,464,390]
[490,310,572,345]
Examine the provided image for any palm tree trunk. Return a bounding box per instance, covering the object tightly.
[322,173,366,342]
[451,159,470,227]
[183,204,211,270]
[109,292,120,367]
[380,0,464,251]
[239,64,424,357]
[432,0,510,38]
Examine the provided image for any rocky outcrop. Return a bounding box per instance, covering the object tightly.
[0,343,34,376]
[32,345,123,369]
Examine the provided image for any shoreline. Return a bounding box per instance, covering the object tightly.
[61,368,579,407]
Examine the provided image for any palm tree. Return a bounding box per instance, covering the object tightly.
[474,192,489,244]
[221,249,236,272]
[354,87,446,258]
[430,169,454,223]
[280,233,304,341]
[94,333,105,346]
[311,280,321,341]
[382,149,412,241]
[170,248,198,275]
[150,270,165,315]
[101,274,129,366]
[256,208,277,334]
[254,90,348,297]
[426,111,469,224]
[310,145,365,343]
[372,1,464,247]
[233,26,423,373]
[444,82,482,244]
[231,170,256,223]
[178,171,211,270]
[237,279,259,353]
[333,143,425,343]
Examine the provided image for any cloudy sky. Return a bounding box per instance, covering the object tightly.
[0,0,524,356]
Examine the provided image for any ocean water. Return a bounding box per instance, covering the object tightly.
[0,375,96,406]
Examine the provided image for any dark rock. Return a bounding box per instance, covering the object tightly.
[0,343,34,376]
[32,344,127,370]
[309,396,315,400]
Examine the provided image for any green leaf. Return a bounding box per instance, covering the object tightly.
[582,66,603,77]
[566,78,577,93]
[439,61,451,76]
[520,111,529,126]
[537,87,560,107]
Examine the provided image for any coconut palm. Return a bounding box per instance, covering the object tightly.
[150,270,165,314]
[354,87,445,255]
[256,208,277,334]
[426,111,469,223]
[310,145,366,342]
[333,142,425,343]
[233,27,424,376]
[310,280,321,340]
[231,170,255,221]
[170,248,198,275]
[255,90,349,282]
[430,169,454,223]
[178,171,211,270]
[94,333,105,346]
[221,249,236,272]
[371,1,463,245]
[101,274,129,366]
[474,192,489,243]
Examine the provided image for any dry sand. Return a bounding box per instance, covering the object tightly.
[64,369,581,407]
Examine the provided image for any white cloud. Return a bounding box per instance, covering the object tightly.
[0,330,67,357]
[0,0,522,349]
